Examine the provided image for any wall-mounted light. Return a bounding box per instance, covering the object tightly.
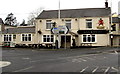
[111,35,113,38]
[40,20,42,22]
[62,19,64,21]
[38,30,42,34]
[75,19,78,21]
[52,22,56,27]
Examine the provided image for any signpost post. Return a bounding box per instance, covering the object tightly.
[51,27,59,49]
[58,25,69,49]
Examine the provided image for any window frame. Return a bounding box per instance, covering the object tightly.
[65,20,71,29]
[86,19,92,29]
[42,34,54,43]
[46,20,52,30]
[21,34,32,42]
[4,34,13,42]
[82,34,96,43]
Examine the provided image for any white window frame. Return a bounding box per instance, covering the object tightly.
[4,34,13,42]
[46,20,52,30]
[86,19,92,29]
[65,20,71,29]
[82,34,96,43]
[21,34,32,42]
[42,34,54,43]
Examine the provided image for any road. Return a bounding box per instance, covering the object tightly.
[1,47,120,74]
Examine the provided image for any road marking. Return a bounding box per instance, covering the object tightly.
[104,67,110,73]
[80,54,99,57]
[80,66,88,73]
[92,67,99,73]
[111,67,119,72]
[0,61,11,68]
[72,59,81,62]
[13,66,34,72]
[103,57,107,59]
[114,51,118,54]
[72,58,82,63]
[78,58,87,62]
[72,59,76,62]
[84,57,94,60]
[22,57,30,60]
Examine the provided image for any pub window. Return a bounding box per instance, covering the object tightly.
[46,20,52,29]
[83,35,87,42]
[13,35,16,39]
[65,20,71,29]
[4,34,12,42]
[43,35,54,43]
[82,35,95,43]
[86,19,92,28]
[22,34,32,41]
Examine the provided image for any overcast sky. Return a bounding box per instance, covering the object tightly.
[0,0,119,23]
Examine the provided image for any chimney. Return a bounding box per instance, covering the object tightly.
[105,0,108,8]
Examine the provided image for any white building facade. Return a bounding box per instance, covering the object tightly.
[35,7,111,48]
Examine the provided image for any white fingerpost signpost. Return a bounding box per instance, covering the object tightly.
[51,27,59,34]
[51,25,69,49]
[58,25,69,34]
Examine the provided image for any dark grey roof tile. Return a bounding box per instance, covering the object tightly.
[36,8,111,19]
[2,27,35,34]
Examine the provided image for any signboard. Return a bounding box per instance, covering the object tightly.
[58,25,69,34]
[77,30,109,34]
[51,25,69,34]
[51,27,59,34]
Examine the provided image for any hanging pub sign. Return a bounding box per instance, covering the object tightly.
[97,18,105,29]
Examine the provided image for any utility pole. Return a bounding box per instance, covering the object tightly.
[58,0,61,49]
[58,0,60,20]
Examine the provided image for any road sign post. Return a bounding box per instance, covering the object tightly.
[51,27,59,49]
[58,25,69,49]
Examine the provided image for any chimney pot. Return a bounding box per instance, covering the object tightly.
[105,0,108,8]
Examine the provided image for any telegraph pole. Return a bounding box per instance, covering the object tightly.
[58,0,61,49]
[58,0,60,20]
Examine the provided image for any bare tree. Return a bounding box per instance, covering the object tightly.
[27,7,44,25]
[20,19,27,26]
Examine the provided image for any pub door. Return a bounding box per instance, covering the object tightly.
[61,36,71,48]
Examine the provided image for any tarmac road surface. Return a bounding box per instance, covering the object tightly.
[1,47,120,74]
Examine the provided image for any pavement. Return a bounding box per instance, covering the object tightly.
[1,47,120,73]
